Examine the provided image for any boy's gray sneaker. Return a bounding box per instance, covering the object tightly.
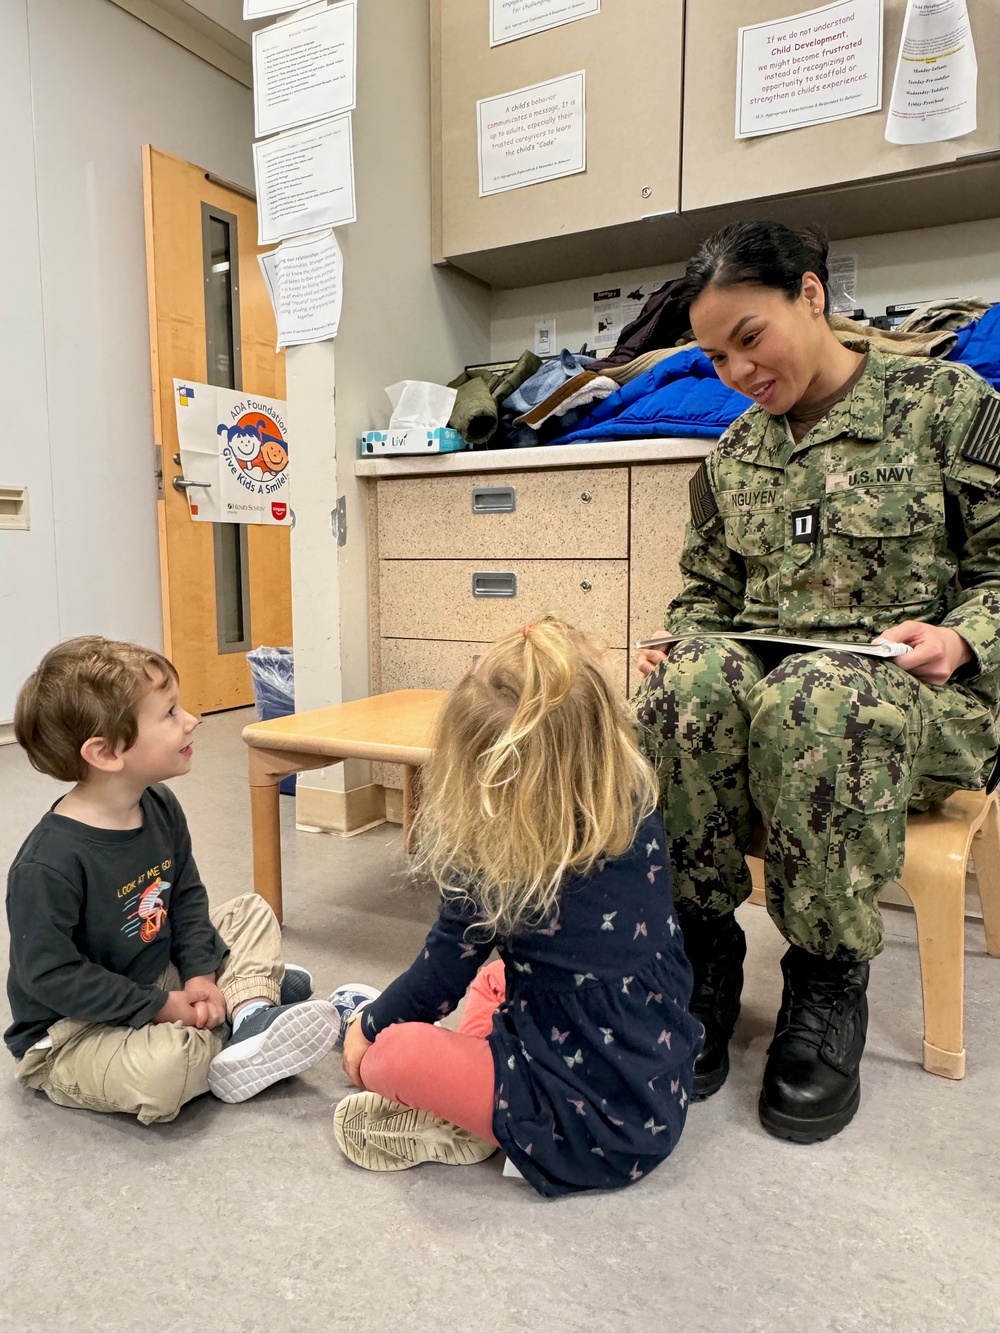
[208,999,339,1104]
[281,964,314,1006]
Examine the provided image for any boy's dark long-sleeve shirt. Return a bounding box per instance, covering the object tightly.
[5,784,227,1058]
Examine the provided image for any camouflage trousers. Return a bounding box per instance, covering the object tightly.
[634,638,998,961]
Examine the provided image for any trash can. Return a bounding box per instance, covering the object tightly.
[247,646,296,795]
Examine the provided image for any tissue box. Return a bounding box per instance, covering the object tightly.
[360,427,467,456]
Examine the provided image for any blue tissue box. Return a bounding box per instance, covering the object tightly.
[360,427,467,456]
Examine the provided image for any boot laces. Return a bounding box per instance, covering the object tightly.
[775,975,852,1051]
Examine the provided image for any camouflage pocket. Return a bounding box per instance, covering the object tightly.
[825,759,909,882]
[824,485,945,609]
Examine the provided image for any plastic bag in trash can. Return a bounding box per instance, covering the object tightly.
[247,646,294,717]
[247,647,295,794]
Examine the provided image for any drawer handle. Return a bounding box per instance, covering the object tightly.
[580,580,592,592]
[472,572,517,598]
[472,485,516,514]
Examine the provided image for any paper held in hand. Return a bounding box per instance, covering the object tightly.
[635,632,912,658]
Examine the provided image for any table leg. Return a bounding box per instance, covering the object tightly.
[402,765,421,854]
[248,749,283,923]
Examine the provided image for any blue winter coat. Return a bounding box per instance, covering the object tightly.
[949,305,1000,389]
[551,347,752,444]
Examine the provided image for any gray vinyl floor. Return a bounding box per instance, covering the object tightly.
[0,709,997,1333]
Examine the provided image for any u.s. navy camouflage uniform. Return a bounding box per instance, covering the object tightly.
[636,346,1000,961]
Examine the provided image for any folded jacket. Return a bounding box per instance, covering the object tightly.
[552,346,751,444]
[501,349,593,417]
[448,350,542,445]
[513,370,618,430]
[830,313,957,358]
[898,297,993,335]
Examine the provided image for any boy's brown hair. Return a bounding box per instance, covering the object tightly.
[14,636,179,783]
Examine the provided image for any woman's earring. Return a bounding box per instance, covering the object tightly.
[812,307,820,316]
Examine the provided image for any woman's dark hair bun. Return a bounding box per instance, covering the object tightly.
[677,220,831,314]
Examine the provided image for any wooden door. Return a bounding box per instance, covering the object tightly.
[142,146,292,715]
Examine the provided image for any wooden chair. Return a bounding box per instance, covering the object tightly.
[746,789,1000,1080]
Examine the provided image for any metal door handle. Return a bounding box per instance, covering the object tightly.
[471,485,516,514]
[172,477,212,491]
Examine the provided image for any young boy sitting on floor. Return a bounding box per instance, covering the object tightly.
[5,636,339,1125]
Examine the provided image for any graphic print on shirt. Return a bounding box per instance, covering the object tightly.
[118,859,173,943]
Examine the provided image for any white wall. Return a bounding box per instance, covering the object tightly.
[288,0,492,812]
[490,218,1000,360]
[0,3,60,723]
[0,0,255,721]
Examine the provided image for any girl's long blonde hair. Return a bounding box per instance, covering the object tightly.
[411,617,658,938]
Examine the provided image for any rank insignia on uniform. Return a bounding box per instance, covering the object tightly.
[961,396,1000,471]
[689,462,718,528]
[791,506,819,543]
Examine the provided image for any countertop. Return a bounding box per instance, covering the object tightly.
[354,437,714,479]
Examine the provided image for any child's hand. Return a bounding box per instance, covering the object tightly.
[636,648,668,679]
[183,975,227,1029]
[153,991,204,1027]
[342,1020,372,1088]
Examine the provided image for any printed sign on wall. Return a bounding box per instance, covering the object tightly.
[173,380,292,525]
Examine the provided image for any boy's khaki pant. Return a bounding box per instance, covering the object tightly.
[15,893,283,1125]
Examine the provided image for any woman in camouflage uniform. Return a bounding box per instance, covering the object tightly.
[635,221,1000,1143]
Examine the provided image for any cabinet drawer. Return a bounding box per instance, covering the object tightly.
[683,0,1000,212]
[380,559,628,646]
[629,462,700,650]
[380,637,628,696]
[377,469,627,560]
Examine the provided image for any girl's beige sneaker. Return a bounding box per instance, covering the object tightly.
[334,1091,497,1171]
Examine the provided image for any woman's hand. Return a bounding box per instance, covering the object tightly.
[636,648,669,680]
[342,1019,372,1089]
[873,622,974,686]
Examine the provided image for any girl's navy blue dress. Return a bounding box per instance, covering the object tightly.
[360,812,703,1197]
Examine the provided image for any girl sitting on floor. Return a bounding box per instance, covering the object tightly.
[330,618,703,1198]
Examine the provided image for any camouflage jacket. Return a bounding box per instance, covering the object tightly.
[667,346,1000,706]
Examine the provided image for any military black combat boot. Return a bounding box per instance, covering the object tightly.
[759,946,869,1143]
[679,911,747,1100]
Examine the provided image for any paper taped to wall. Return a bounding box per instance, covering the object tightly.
[885,0,978,145]
[253,114,356,244]
[258,229,344,349]
[253,1,357,139]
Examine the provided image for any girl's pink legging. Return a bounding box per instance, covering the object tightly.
[358,959,505,1144]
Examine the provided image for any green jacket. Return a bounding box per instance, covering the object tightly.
[668,347,1000,708]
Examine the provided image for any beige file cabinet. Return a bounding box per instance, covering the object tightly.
[683,0,1000,213]
[433,0,683,263]
[365,452,707,799]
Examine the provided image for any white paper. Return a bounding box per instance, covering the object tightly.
[244,0,314,18]
[385,381,457,430]
[253,114,356,243]
[478,72,586,197]
[735,0,883,139]
[886,0,977,145]
[174,381,292,525]
[257,229,344,349]
[592,280,663,350]
[253,2,357,138]
[828,252,858,311]
[490,0,600,46]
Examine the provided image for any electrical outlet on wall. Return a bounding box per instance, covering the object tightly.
[533,318,556,357]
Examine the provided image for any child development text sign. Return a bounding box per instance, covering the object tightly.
[736,0,883,139]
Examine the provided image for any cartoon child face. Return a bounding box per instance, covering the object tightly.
[259,440,288,475]
[229,429,260,464]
